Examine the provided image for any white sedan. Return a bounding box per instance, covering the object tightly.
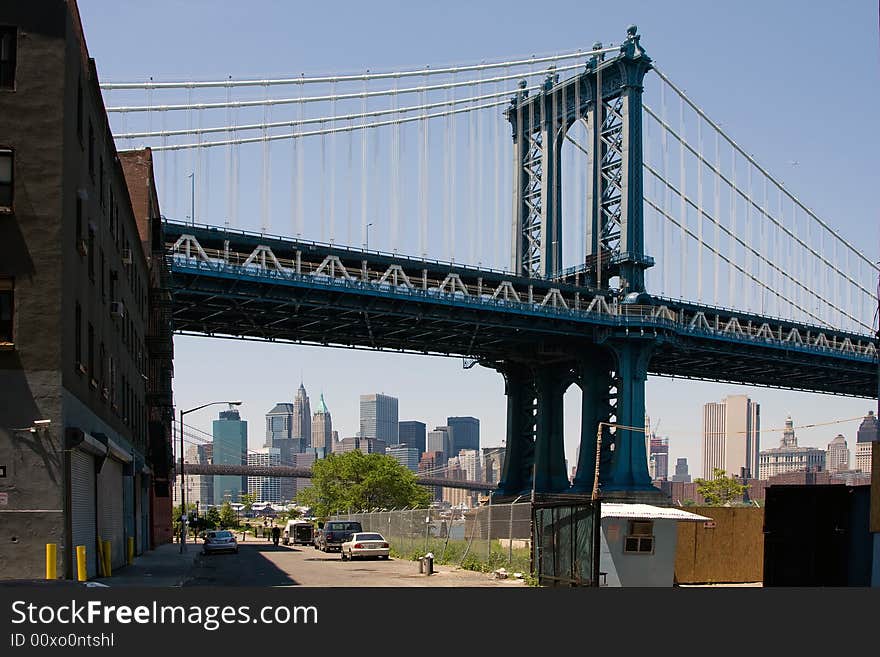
[340,532,390,561]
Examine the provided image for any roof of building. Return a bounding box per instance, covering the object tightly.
[600,503,711,522]
[316,393,329,415]
[267,403,295,414]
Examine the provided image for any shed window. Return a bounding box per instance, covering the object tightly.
[623,520,655,554]
[0,278,13,345]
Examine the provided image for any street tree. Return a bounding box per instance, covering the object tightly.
[695,468,749,506]
[296,451,431,518]
[219,501,238,528]
[205,506,221,529]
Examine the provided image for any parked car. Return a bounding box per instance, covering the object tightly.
[202,530,239,555]
[282,520,315,546]
[340,532,390,561]
[315,520,363,552]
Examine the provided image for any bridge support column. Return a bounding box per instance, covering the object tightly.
[602,340,656,493]
[570,357,613,494]
[533,365,572,494]
[494,364,536,499]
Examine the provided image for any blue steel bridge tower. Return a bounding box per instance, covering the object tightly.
[492,26,659,500]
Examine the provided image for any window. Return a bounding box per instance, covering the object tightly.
[88,121,94,179]
[0,277,13,345]
[623,520,655,554]
[99,342,106,392]
[0,147,12,210]
[0,26,16,90]
[76,80,83,145]
[75,197,83,250]
[100,249,105,300]
[98,157,104,207]
[87,322,94,383]
[74,302,82,369]
[87,226,95,281]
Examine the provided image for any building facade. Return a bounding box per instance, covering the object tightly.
[398,420,426,454]
[0,1,173,580]
[334,436,387,455]
[427,427,451,463]
[702,395,760,479]
[359,393,398,444]
[855,411,876,473]
[386,445,420,472]
[292,383,311,448]
[247,448,281,503]
[648,436,669,481]
[758,416,825,480]
[212,408,248,504]
[446,416,479,456]
[826,434,851,473]
[458,449,481,482]
[671,457,691,483]
[311,393,333,455]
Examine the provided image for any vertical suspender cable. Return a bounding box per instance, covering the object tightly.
[291,120,298,238]
[595,65,602,290]
[513,78,523,274]
[450,71,456,262]
[320,120,326,241]
[660,79,669,296]
[330,80,337,244]
[746,162,753,311]
[419,67,429,258]
[678,93,687,298]
[296,74,304,237]
[443,78,450,260]
[347,117,353,247]
[469,80,477,265]
[696,116,703,302]
[476,68,484,267]
[226,77,233,229]
[361,73,368,247]
[729,147,736,308]
[261,83,270,233]
[713,130,720,306]
[493,72,502,270]
[391,76,400,253]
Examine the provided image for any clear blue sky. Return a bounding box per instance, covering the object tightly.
[78,0,880,477]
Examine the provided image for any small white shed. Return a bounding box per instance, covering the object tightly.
[599,503,711,587]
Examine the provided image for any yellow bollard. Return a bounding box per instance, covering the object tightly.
[127,537,135,565]
[45,543,57,580]
[102,540,112,577]
[76,545,87,582]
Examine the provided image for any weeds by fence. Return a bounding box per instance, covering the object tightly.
[332,502,533,574]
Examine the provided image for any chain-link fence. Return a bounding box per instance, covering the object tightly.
[332,502,533,573]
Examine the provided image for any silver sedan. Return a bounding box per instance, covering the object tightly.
[340,532,390,561]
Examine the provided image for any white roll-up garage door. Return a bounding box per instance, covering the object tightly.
[97,457,124,569]
[70,449,97,579]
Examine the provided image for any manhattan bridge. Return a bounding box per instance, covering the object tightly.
[102,26,878,499]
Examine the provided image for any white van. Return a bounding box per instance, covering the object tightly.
[282,519,315,546]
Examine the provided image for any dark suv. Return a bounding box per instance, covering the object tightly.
[316,521,363,552]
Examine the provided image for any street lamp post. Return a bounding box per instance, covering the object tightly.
[179,400,242,553]
[365,222,373,251]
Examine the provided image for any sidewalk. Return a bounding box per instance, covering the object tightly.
[93,541,199,587]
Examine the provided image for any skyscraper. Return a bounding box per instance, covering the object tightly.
[387,445,421,472]
[398,420,427,454]
[359,393,398,444]
[671,457,691,483]
[311,393,333,455]
[702,395,760,479]
[265,402,297,502]
[649,436,669,481]
[247,448,282,503]
[855,411,877,472]
[293,383,312,449]
[758,415,825,479]
[826,434,851,473]
[446,416,480,456]
[458,449,482,482]
[427,427,451,463]
[212,407,248,504]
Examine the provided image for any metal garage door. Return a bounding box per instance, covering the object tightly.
[70,449,97,579]
[97,457,124,569]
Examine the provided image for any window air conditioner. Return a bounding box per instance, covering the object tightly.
[122,249,132,265]
[110,301,125,318]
